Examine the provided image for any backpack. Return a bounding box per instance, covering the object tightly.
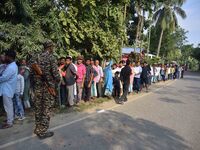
[93,68,98,77]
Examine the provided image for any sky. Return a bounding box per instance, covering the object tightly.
[177,0,200,46]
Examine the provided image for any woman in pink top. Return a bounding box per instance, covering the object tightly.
[129,62,135,93]
[91,59,98,99]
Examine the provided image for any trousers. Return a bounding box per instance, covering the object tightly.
[66,85,74,106]
[3,95,14,125]
[13,93,24,118]
[33,86,54,136]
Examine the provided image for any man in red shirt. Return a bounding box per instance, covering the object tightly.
[76,56,86,103]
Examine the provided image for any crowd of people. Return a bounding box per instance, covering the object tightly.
[0,43,185,135]
[57,57,185,105]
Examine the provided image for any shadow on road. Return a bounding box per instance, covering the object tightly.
[39,111,190,150]
[183,71,200,82]
[159,97,185,104]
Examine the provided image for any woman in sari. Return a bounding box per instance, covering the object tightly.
[103,60,113,98]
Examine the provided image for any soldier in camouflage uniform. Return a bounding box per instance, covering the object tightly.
[30,40,60,139]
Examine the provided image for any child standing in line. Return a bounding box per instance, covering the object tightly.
[13,68,25,120]
[113,71,121,98]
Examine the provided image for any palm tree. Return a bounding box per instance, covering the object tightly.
[134,0,156,52]
[153,0,186,57]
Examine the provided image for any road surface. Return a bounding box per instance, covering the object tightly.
[0,72,200,150]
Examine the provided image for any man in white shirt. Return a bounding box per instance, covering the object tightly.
[133,61,142,93]
[95,60,104,97]
[156,65,161,81]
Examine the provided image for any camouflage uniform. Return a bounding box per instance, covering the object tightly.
[30,50,60,136]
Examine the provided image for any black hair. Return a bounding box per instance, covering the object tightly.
[5,49,16,60]
[85,58,91,61]
[115,71,120,75]
[66,56,72,61]
[59,57,66,60]
[126,59,130,65]
[119,61,123,64]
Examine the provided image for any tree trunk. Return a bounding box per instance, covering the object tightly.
[135,8,141,52]
[157,28,164,57]
[139,10,145,52]
[147,26,151,58]
[120,4,127,60]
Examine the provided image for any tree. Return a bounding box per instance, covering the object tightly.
[192,45,200,70]
[0,0,130,60]
[127,0,156,50]
[153,0,186,57]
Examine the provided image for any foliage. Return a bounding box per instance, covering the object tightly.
[126,0,157,46]
[0,0,130,60]
[152,0,187,56]
[149,26,188,61]
[191,45,200,70]
[192,46,200,62]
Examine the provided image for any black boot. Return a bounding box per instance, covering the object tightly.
[38,132,54,139]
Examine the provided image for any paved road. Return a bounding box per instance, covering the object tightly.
[0,72,200,150]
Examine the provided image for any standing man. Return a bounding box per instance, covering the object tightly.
[63,56,77,107]
[141,62,151,92]
[0,50,18,129]
[76,56,86,103]
[83,58,94,101]
[119,60,132,103]
[30,40,60,139]
[58,57,67,107]
[95,60,104,97]
[133,61,142,93]
[0,54,7,116]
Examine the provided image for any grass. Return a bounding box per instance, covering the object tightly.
[0,97,113,125]
[56,97,112,114]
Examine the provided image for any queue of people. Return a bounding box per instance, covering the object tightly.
[0,47,185,131]
[57,57,185,106]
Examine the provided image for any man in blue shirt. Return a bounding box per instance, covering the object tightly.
[0,50,18,129]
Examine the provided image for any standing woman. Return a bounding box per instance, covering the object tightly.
[91,59,98,99]
[129,62,135,93]
[103,60,113,98]
[160,64,166,82]
[20,59,31,109]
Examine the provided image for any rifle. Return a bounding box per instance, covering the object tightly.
[31,63,57,97]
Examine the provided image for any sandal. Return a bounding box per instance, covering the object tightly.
[1,123,13,129]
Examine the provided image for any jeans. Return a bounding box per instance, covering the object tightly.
[152,75,157,83]
[77,82,83,102]
[13,93,25,118]
[96,82,103,97]
[91,81,97,97]
[134,78,141,92]
[161,75,165,81]
[60,84,67,105]
[3,95,14,125]
[66,85,74,106]
[148,75,152,85]
[83,81,91,101]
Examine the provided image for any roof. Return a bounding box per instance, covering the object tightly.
[122,47,142,54]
